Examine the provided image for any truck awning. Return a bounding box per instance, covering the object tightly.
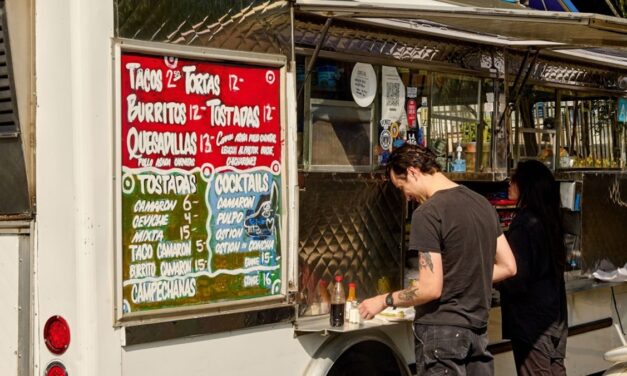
[295,0,627,48]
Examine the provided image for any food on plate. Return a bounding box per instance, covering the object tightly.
[378,309,405,318]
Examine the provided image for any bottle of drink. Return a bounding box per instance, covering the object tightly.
[345,282,357,321]
[330,275,346,327]
[318,280,330,315]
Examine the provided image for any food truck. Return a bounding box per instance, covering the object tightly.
[1,0,627,375]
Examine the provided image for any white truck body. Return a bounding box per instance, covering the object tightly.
[1,0,626,375]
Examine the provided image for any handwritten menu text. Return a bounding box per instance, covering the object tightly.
[119,51,282,314]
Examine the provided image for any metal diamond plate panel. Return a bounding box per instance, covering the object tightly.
[298,173,404,315]
[115,0,481,68]
[293,18,477,68]
[116,0,262,41]
[116,0,627,90]
[164,2,291,53]
[582,173,627,271]
[116,0,291,54]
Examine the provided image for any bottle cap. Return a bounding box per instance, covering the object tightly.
[348,282,356,288]
[319,280,327,287]
[335,275,343,282]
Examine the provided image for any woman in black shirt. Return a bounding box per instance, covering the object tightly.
[499,160,568,376]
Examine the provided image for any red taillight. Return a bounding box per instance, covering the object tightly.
[45,361,67,376]
[43,316,70,355]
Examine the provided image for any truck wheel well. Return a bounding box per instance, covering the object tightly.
[327,340,409,376]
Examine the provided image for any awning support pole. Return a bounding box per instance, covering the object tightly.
[494,48,539,171]
[605,0,620,17]
[511,49,539,110]
[497,48,540,131]
[297,17,332,100]
[287,0,301,299]
[509,49,531,101]
[290,0,296,67]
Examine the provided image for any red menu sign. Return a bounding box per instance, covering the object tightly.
[119,50,283,315]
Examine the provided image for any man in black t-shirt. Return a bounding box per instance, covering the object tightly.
[359,144,517,376]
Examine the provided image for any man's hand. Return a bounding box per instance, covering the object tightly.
[358,251,443,320]
[358,294,386,320]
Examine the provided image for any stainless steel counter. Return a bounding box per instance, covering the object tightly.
[294,314,411,337]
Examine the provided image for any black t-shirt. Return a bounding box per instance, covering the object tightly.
[409,185,502,330]
[498,209,567,358]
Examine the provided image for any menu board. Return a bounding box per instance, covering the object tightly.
[117,47,284,316]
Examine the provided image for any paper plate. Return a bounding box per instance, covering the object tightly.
[375,307,415,322]
[593,269,618,281]
[351,63,376,107]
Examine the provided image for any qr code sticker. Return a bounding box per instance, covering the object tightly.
[386,82,400,106]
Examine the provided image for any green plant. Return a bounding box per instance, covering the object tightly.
[461,122,476,143]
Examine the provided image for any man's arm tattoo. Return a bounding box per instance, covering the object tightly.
[398,287,419,304]
[400,251,434,304]
[419,251,434,273]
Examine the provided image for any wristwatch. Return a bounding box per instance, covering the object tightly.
[385,292,395,308]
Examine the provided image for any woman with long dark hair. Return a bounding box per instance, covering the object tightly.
[499,159,568,375]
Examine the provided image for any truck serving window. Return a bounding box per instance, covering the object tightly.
[310,99,372,169]
[0,4,30,216]
[0,7,18,138]
[304,59,374,172]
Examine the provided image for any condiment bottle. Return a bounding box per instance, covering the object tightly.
[318,280,330,315]
[330,275,345,327]
[345,282,357,321]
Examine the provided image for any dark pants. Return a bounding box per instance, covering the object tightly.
[413,324,494,376]
[511,339,567,376]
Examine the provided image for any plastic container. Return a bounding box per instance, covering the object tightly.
[348,301,361,324]
[318,280,330,315]
[317,64,337,89]
[464,142,476,172]
[330,275,346,327]
[451,144,466,172]
[345,282,357,321]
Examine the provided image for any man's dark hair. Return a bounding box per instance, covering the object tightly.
[385,143,441,179]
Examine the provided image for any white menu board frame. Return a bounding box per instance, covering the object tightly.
[113,39,289,324]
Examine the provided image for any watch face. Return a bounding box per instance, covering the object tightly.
[386,293,394,307]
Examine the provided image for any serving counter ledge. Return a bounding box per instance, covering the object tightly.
[565,272,626,294]
[294,314,411,337]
